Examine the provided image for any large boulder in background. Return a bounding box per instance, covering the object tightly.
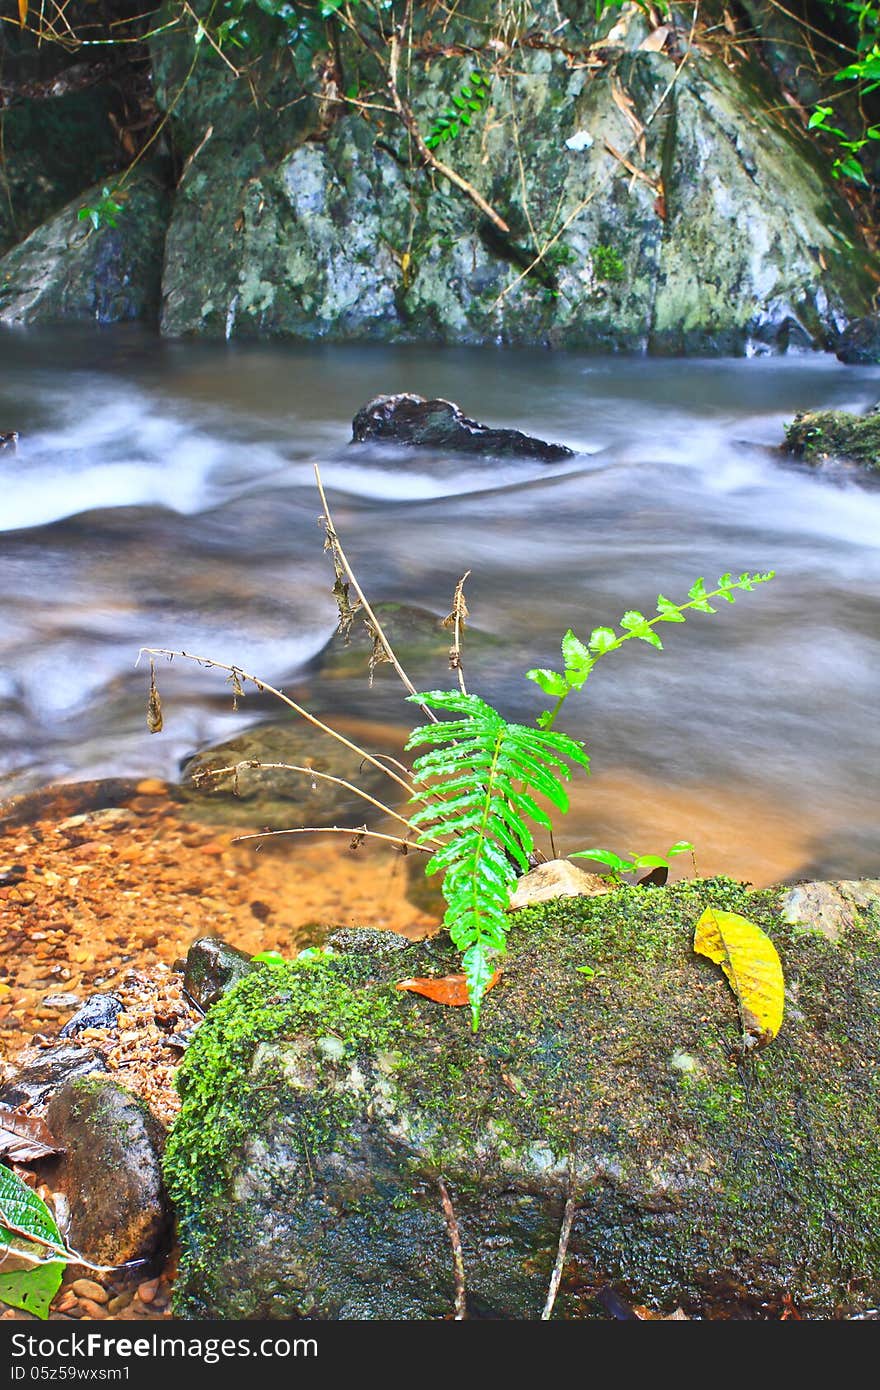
[152,4,873,352]
[165,878,880,1319]
[0,165,171,327]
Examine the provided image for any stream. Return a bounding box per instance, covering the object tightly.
[1,325,878,887]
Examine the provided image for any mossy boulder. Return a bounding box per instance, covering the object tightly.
[152,5,873,352]
[165,878,880,1319]
[0,165,171,327]
[784,408,880,471]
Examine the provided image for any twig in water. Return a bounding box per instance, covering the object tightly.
[437,1176,468,1319]
[541,1157,576,1320]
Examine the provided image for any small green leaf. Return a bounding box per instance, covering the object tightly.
[526,667,569,697]
[588,626,618,654]
[252,950,286,966]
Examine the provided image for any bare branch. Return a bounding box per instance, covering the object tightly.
[437,1177,468,1319]
[231,825,431,853]
[442,570,471,696]
[541,1158,576,1320]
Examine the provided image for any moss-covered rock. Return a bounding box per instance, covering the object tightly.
[152,4,873,352]
[784,407,880,471]
[165,877,880,1319]
[0,165,171,327]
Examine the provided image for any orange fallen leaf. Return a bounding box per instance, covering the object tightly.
[396,971,501,1007]
[18,0,27,29]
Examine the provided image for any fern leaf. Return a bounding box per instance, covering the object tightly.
[405,690,587,1027]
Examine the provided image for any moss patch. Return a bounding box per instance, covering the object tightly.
[166,879,880,1318]
[784,408,880,470]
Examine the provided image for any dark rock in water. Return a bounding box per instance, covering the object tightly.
[351,394,573,462]
[783,407,880,472]
[0,432,19,451]
[179,719,401,829]
[45,1076,171,1267]
[0,1045,107,1111]
[166,879,880,1319]
[183,937,257,1012]
[836,317,880,365]
[59,992,124,1038]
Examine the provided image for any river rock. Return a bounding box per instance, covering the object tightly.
[166,878,880,1319]
[0,164,172,328]
[508,858,613,909]
[45,1075,170,1268]
[152,6,873,352]
[351,394,573,462]
[183,937,256,1011]
[783,407,880,471]
[0,1044,107,1111]
[179,718,402,829]
[779,879,880,943]
[59,992,124,1038]
[835,316,880,365]
[310,600,499,689]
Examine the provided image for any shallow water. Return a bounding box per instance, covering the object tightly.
[1,326,878,885]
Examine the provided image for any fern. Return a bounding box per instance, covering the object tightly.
[406,690,589,1028]
[425,69,491,149]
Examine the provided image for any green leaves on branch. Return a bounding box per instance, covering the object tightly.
[425,70,491,149]
[0,1166,66,1319]
[77,187,124,232]
[527,571,775,727]
[405,690,589,1028]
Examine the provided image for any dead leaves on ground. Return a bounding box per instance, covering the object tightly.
[0,1107,62,1163]
[694,908,785,1047]
[396,971,501,1008]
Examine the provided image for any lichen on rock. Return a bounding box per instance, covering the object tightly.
[783,407,880,471]
[165,877,880,1319]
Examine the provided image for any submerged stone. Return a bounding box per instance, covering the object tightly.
[783,408,880,471]
[59,992,124,1038]
[165,879,880,1319]
[351,394,573,462]
[835,316,880,366]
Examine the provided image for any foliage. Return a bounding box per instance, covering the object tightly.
[406,690,589,1028]
[526,571,775,728]
[693,907,785,1047]
[808,0,880,184]
[425,70,492,150]
[0,1165,65,1319]
[77,187,124,233]
[571,840,694,883]
[591,243,626,282]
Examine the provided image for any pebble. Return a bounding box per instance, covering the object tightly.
[135,780,166,797]
[71,1279,108,1303]
[78,1298,108,1319]
[137,1279,160,1304]
[107,1291,133,1314]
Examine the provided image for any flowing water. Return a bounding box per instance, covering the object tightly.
[1,326,878,886]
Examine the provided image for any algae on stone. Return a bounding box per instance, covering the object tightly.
[165,878,880,1319]
[784,408,880,471]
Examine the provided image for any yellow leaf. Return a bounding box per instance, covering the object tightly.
[694,908,784,1046]
[18,0,27,29]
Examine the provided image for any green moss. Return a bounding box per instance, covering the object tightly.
[590,243,627,283]
[784,408,880,470]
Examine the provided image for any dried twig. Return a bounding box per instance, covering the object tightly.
[137,646,419,800]
[541,1158,576,1320]
[437,1177,468,1319]
[231,825,431,853]
[442,570,471,696]
[313,463,438,723]
[0,1218,142,1276]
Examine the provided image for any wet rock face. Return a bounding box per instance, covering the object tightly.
[45,1076,171,1268]
[0,165,171,328]
[183,937,256,1012]
[351,394,573,462]
[0,1045,107,1112]
[166,881,880,1320]
[153,3,874,353]
[836,317,880,365]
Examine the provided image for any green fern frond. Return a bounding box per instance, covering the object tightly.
[406,690,589,1028]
